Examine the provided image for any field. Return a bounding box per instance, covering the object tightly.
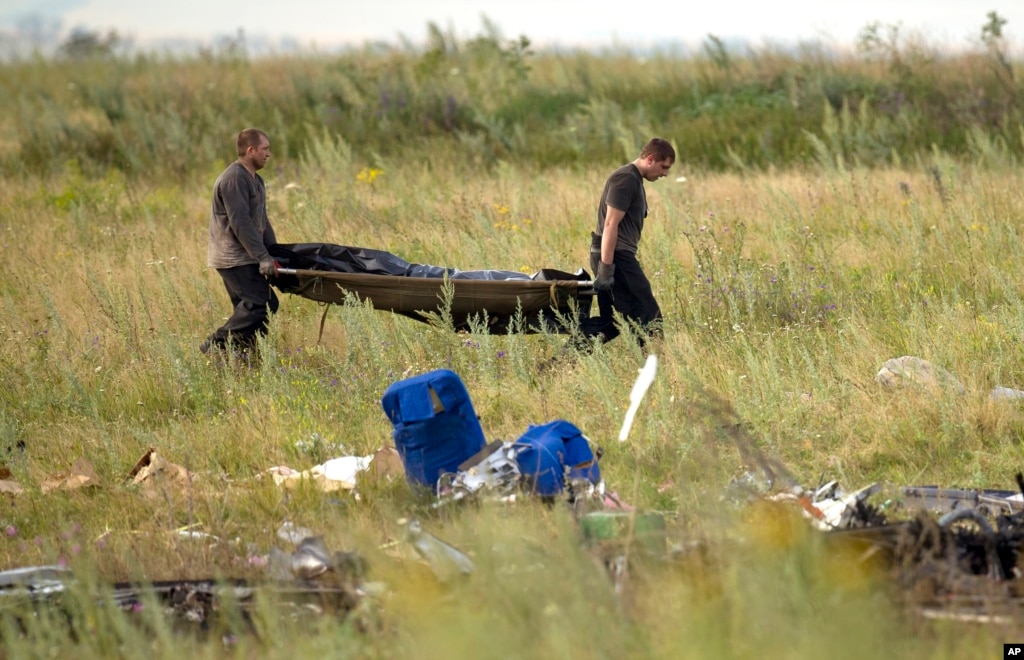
[2,21,1024,658]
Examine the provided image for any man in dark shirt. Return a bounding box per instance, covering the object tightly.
[580,137,675,346]
[200,128,280,356]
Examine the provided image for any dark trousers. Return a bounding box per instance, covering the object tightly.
[207,264,279,350]
[580,250,662,345]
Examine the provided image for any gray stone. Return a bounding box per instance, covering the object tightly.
[875,356,965,395]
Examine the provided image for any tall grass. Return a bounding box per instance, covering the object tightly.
[2,25,1024,657]
[2,19,1021,180]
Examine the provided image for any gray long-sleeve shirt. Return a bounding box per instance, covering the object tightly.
[207,162,277,269]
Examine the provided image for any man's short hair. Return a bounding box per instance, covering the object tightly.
[640,137,675,163]
[236,128,268,157]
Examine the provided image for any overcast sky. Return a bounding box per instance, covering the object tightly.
[2,0,1022,51]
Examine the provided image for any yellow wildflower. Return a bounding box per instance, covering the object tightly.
[356,167,383,184]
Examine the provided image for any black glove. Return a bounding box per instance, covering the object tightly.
[259,258,278,277]
[594,261,615,292]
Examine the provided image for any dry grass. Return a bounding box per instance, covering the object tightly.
[4,153,1024,656]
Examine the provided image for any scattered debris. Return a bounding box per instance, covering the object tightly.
[898,485,1024,516]
[437,440,523,503]
[277,521,316,545]
[580,511,667,557]
[261,447,404,494]
[0,536,372,637]
[269,453,372,492]
[755,468,1024,621]
[126,448,192,497]
[619,354,658,442]
[41,457,101,493]
[401,519,474,583]
[797,481,884,531]
[382,369,605,506]
[21,363,1024,640]
[0,478,23,496]
[716,387,1024,623]
[268,535,367,585]
[0,565,73,597]
[432,422,604,506]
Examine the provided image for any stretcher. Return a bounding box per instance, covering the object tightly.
[269,243,594,334]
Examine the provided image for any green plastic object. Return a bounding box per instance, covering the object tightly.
[580,511,666,554]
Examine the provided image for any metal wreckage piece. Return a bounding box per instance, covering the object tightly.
[0,536,376,637]
[436,440,524,504]
[790,480,885,531]
[0,565,72,598]
[745,465,1024,619]
[433,439,605,507]
[722,419,1024,620]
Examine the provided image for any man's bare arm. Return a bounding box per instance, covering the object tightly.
[601,206,626,264]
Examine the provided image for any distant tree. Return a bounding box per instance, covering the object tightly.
[981,10,1008,43]
[981,11,1013,83]
[58,27,122,60]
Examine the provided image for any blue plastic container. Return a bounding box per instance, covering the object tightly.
[514,420,601,496]
[381,369,487,490]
